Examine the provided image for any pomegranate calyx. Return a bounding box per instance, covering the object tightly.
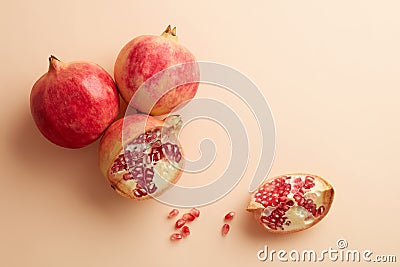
[161,25,178,41]
[246,201,264,212]
[48,55,64,72]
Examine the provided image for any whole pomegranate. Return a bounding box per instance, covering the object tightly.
[247,174,334,233]
[114,25,199,115]
[30,56,119,148]
[98,114,184,199]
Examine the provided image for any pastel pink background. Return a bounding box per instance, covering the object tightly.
[1,0,399,266]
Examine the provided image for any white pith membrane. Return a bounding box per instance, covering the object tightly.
[247,174,333,232]
[108,116,184,199]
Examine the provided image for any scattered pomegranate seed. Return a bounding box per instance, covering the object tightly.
[170,233,182,241]
[168,209,179,218]
[224,211,236,221]
[182,213,196,222]
[190,208,200,218]
[181,226,190,237]
[175,218,186,229]
[221,223,230,236]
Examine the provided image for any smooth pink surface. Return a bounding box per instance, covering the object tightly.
[1,1,400,266]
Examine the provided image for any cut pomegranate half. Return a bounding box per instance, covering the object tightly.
[99,114,184,200]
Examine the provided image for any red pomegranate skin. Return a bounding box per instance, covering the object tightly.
[114,26,199,115]
[30,56,119,148]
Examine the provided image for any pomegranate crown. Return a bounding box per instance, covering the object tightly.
[48,55,64,72]
[161,25,178,41]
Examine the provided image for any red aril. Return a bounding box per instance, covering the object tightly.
[175,219,186,229]
[168,209,179,218]
[247,174,334,233]
[182,213,195,222]
[98,114,184,200]
[181,226,190,237]
[30,56,119,148]
[221,224,230,236]
[224,212,236,221]
[170,233,182,241]
[190,208,200,218]
[114,25,199,115]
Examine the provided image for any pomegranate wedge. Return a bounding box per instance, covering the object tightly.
[247,173,334,234]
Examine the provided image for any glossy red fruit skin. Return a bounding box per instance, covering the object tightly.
[247,173,334,234]
[114,26,199,116]
[30,56,119,148]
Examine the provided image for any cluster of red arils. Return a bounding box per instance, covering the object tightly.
[168,208,200,241]
[168,208,237,241]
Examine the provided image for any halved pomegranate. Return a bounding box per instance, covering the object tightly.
[247,173,334,233]
[98,114,184,200]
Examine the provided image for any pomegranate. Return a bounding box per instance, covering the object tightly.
[247,174,334,234]
[98,114,184,199]
[30,56,119,148]
[114,25,199,115]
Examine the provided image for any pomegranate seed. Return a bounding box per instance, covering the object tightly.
[168,209,179,218]
[182,213,196,222]
[181,226,190,237]
[286,200,294,206]
[224,211,236,221]
[316,205,325,216]
[221,223,230,236]
[170,233,182,241]
[175,218,186,229]
[190,208,200,218]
